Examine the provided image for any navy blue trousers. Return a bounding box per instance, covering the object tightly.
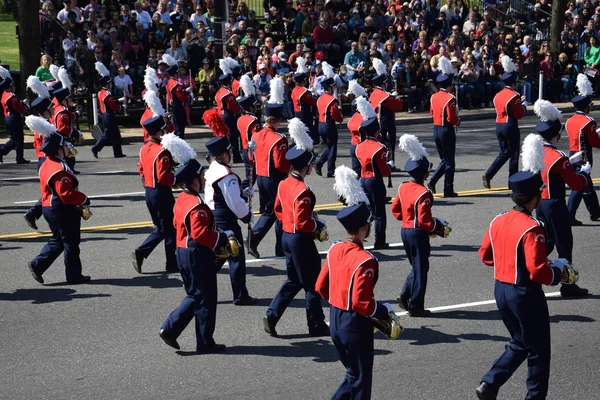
[30,205,83,282]
[568,154,600,220]
[241,148,255,190]
[28,157,47,220]
[379,122,396,162]
[0,114,25,161]
[361,177,387,246]
[330,308,374,400]
[161,247,218,350]
[213,208,250,302]
[317,122,338,175]
[536,199,573,262]
[252,176,283,255]
[482,281,551,399]
[172,104,186,139]
[296,110,318,144]
[266,232,325,330]
[350,144,361,176]
[485,123,520,184]
[91,113,123,156]
[430,125,456,195]
[222,111,242,161]
[400,228,431,310]
[136,187,177,270]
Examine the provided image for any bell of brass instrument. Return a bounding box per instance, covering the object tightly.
[66,141,78,158]
[312,211,329,242]
[430,219,452,238]
[79,205,92,220]
[560,262,579,285]
[371,311,404,339]
[215,230,241,259]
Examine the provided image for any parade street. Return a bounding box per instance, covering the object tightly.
[1,114,599,399]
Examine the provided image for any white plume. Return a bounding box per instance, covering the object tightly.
[322,62,335,79]
[356,96,376,120]
[58,67,72,91]
[399,134,429,161]
[225,57,240,70]
[143,90,165,117]
[49,64,60,81]
[346,80,368,98]
[219,58,232,75]
[438,56,453,75]
[162,53,178,68]
[25,115,56,138]
[521,133,545,174]
[576,73,594,97]
[288,118,313,151]
[372,58,387,76]
[239,74,256,97]
[267,77,285,104]
[333,165,369,206]
[0,66,10,79]
[27,76,50,98]
[533,99,561,122]
[160,133,197,165]
[95,61,110,78]
[501,55,517,74]
[296,57,308,74]
[144,67,161,92]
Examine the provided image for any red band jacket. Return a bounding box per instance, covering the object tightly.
[98,88,122,114]
[391,181,437,231]
[251,124,290,178]
[355,137,391,178]
[138,139,175,188]
[215,87,241,115]
[317,92,343,124]
[493,86,525,124]
[541,144,586,200]
[173,189,227,250]
[274,174,322,233]
[237,112,260,150]
[1,91,28,117]
[566,111,600,154]
[39,156,88,207]
[430,89,459,127]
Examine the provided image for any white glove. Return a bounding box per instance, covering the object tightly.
[569,151,583,164]
[596,128,600,134]
[223,230,234,238]
[550,258,570,269]
[242,187,254,198]
[118,96,126,103]
[383,302,394,313]
[521,95,526,104]
[580,161,592,175]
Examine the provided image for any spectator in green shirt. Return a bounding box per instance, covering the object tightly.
[35,55,55,82]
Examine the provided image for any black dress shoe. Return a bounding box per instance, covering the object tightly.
[132,250,144,273]
[590,214,600,222]
[475,382,497,400]
[309,324,330,337]
[72,170,81,175]
[244,238,261,259]
[196,343,226,354]
[560,283,589,297]
[114,154,127,158]
[482,174,491,189]
[315,163,323,176]
[263,316,278,336]
[373,243,390,250]
[24,213,38,230]
[408,308,432,317]
[159,329,180,350]
[0,153,3,163]
[16,159,31,164]
[397,296,409,311]
[385,196,392,203]
[27,262,44,284]
[67,275,91,284]
[233,296,257,306]
[443,192,458,198]
[427,182,436,194]
[165,265,179,273]
[571,218,583,226]
[91,149,98,159]
[275,250,285,257]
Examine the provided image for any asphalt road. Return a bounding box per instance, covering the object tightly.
[1,114,599,399]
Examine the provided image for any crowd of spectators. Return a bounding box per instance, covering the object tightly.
[34,0,600,113]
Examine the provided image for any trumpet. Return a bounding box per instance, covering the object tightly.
[560,262,579,285]
[79,205,92,220]
[430,218,452,238]
[371,311,404,339]
[215,230,242,259]
[312,211,329,242]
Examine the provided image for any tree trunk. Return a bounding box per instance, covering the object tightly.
[16,0,41,97]
[550,0,566,56]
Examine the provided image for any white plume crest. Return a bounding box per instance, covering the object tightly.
[576,74,594,97]
[438,56,453,75]
[296,57,308,74]
[160,133,197,165]
[267,77,285,104]
[58,67,72,91]
[0,65,10,79]
[533,99,561,122]
[322,62,335,79]
[25,115,56,138]
[95,61,110,78]
[333,165,369,206]
[239,74,256,97]
[219,59,232,75]
[162,54,178,68]
[372,58,387,76]
[49,64,60,81]
[225,57,240,70]
[399,134,429,161]
[356,96,376,120]
[288,118,313,151]
[521,133,545,174]
[501,55,517,74]
[27,76,50,98]
[144,67,161,92]
[346,80,368,98]
[143,90,165,116]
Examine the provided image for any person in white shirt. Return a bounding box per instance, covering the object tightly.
[462,12,477,35]
[133,2,152,30]
[57,1,72,22]
[165,38,186,62]
[113,67,134,101]
[190,5,209,31]
[153,3,172,25]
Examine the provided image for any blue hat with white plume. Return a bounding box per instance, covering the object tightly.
[286,118,314,169]
[572,74,594,110]
[334,166,372,232]
[399,134,432,180]
[534,99,563,140]
[509,133,545,197]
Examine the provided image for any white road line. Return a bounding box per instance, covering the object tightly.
[1,176,39,181]
[14,190,147,204]
[3,170,125,183]
[93,170,125,174]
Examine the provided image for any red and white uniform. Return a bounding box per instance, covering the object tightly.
[291,85,317,112]
[369,87,403,125]
[274,174,320,233]
[430,89,459,127]
[204,162,251,221]
[1,90,28,117]
[52,105,74,138]
[478,209,562,286]
[166,78,191,105]
[137,139,175,188]
[541,144,586,200]
[566,111,600,154]
[173,190,227,250]
[215,87,241,115]
[347,112,364,145]
[38,156,88,207]
[98,88,121,114]
[237,112,260,150]
[390,182,436,231]
[355,137,391,178]
[493,86,525,124]
[33,132,45,159]
[316,92,343,123]
[251,124,290,178]
[140,108,175,142]
[232,78,241,98]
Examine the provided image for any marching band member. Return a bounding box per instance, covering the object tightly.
[25,116,91,285]
[132,120,191,274]
[392,135,450,316]
[159,157,231,354]
[247,78,290,259]
[346,81,371,175]
[161,54,191,139]
[369,58,403,170]
[263,118,329,337]
[236,74,261,189]
[291,57,318,144]
[566,74,600,224]
[428,56,459,197]
[140,67,175,143]
[315,62,343,178]
[476,133,580,400]
[0,66,29,164]
[51,67,79,173]
[533,100,590,297]
[483,55,526,189]
[316,165,395,399]
[204,136,256,305]
[216,58,243,163]
[231,63,243,98]
[91,62,126,159]
[355,103,391,250]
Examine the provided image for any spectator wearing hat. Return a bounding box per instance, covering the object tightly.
[273,52,292,75]
[253,64,272,105]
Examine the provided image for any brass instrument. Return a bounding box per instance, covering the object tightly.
[215,229,241,259]
[560,262,579,285]
[312,211,329,242]
[430,218,452,238]
[66,141,78,158]
[371,311,404,339]
[79,205,92,220]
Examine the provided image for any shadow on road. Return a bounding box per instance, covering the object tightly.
[428,308,596,324]
[0,288,111,304]
[43,274,182,289]
[395,326,509,345]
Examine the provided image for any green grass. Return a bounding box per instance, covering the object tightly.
[0,13,18,69]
